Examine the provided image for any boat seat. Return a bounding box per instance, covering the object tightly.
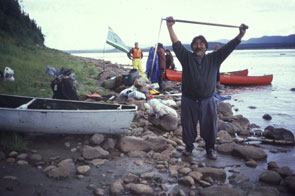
[16,98,36,109]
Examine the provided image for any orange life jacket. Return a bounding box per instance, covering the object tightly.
[133,48,141,58]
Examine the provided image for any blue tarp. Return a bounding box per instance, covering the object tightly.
[146,47,159,83]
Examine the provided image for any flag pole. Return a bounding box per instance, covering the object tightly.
[162,18,248,29]
[150,19,163,80]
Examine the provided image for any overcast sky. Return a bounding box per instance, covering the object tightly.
[20,0,295,50]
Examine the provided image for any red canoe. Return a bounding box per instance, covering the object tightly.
[220,69,248,76]
[220,74,273,85]
[165,69,248,82]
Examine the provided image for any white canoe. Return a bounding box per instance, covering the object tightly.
[0,94,137,134]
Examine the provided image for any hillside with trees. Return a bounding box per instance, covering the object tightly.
[0,0,44,45]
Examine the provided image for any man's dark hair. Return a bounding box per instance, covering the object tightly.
[191,35,208,50]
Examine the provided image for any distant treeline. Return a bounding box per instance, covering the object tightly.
[67,42,295,54]
[0,0,44,45]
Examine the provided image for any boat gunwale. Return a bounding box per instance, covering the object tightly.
[0,107,137,113]
[0,94,138,112]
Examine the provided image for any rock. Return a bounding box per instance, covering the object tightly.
[276,166,293,178]
[169,165,180,177]
[218,122,238,135]
[199,180,212,187]
[149,114,178,131]
[90,134,105,145]
[199,184,242,196]
[89,159,106,166]
[140,172,155,181]
[102,138,117,151]
[28,153,42,164]
[263,126,295,142]
[228,174,249,185]
[128,183,154,196]
[246,187,279,196]
[259,170,282,185]
[231,145,267,160]
[16,153,28,160]
[6,157,16,163]
[262,114,272,120]
[216,143,236,154]
[245,159,257,168]
[178,176,195,187]
[43,165,56,172]
[217,102,233,117]
[291,88,295,92]
[178,189,186,196]
[118,136,168,153]
[82,145,109,159]
[174,126,183,136]
[110,179,124,196]
[127,98,146,111]
[178,167,192,175]
[232,115,250,132]
[8,151,18,157]
[124,173,139,183]
[64,142,71,148]
[128,150,147,158]
[195,167,226,183]
[94,188,105,196]
[17,160,28,165]
[268,161,279,170]
[285,176,295,193]
[46,159,76,179]
[160,114,178,131]
[217,130,233,143]
[77,165,91,175]
[189,171,203,182]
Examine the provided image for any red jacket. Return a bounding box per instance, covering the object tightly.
[157,47,166,69]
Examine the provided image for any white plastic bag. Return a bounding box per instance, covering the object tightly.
[4,67,15,82]
[148,99,177,118]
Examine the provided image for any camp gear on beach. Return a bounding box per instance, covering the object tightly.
[162,18,249,29]
[120,85,146,100]
[122,69,139,86]
[0,94,137,134]
[51,75,79,100]
[4,66,15,82]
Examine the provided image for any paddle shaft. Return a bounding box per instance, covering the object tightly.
[162,18,247,29]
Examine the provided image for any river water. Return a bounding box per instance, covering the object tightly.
[72,49,295,134]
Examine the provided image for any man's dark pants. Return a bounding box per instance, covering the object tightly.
[181,96,217,152]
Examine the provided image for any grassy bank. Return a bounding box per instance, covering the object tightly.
[0,37,112,151]
[0,37,105,98]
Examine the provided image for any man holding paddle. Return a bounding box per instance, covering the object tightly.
[166,16,247,160]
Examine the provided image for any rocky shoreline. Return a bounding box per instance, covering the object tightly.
[0,58,294,196]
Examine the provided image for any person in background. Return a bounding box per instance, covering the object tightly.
[127,42,145,77]
[166,16,247,160]
[157,43,166,93]
[165,49,175,70]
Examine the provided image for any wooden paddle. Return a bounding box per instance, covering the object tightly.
[162,18,249,29]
